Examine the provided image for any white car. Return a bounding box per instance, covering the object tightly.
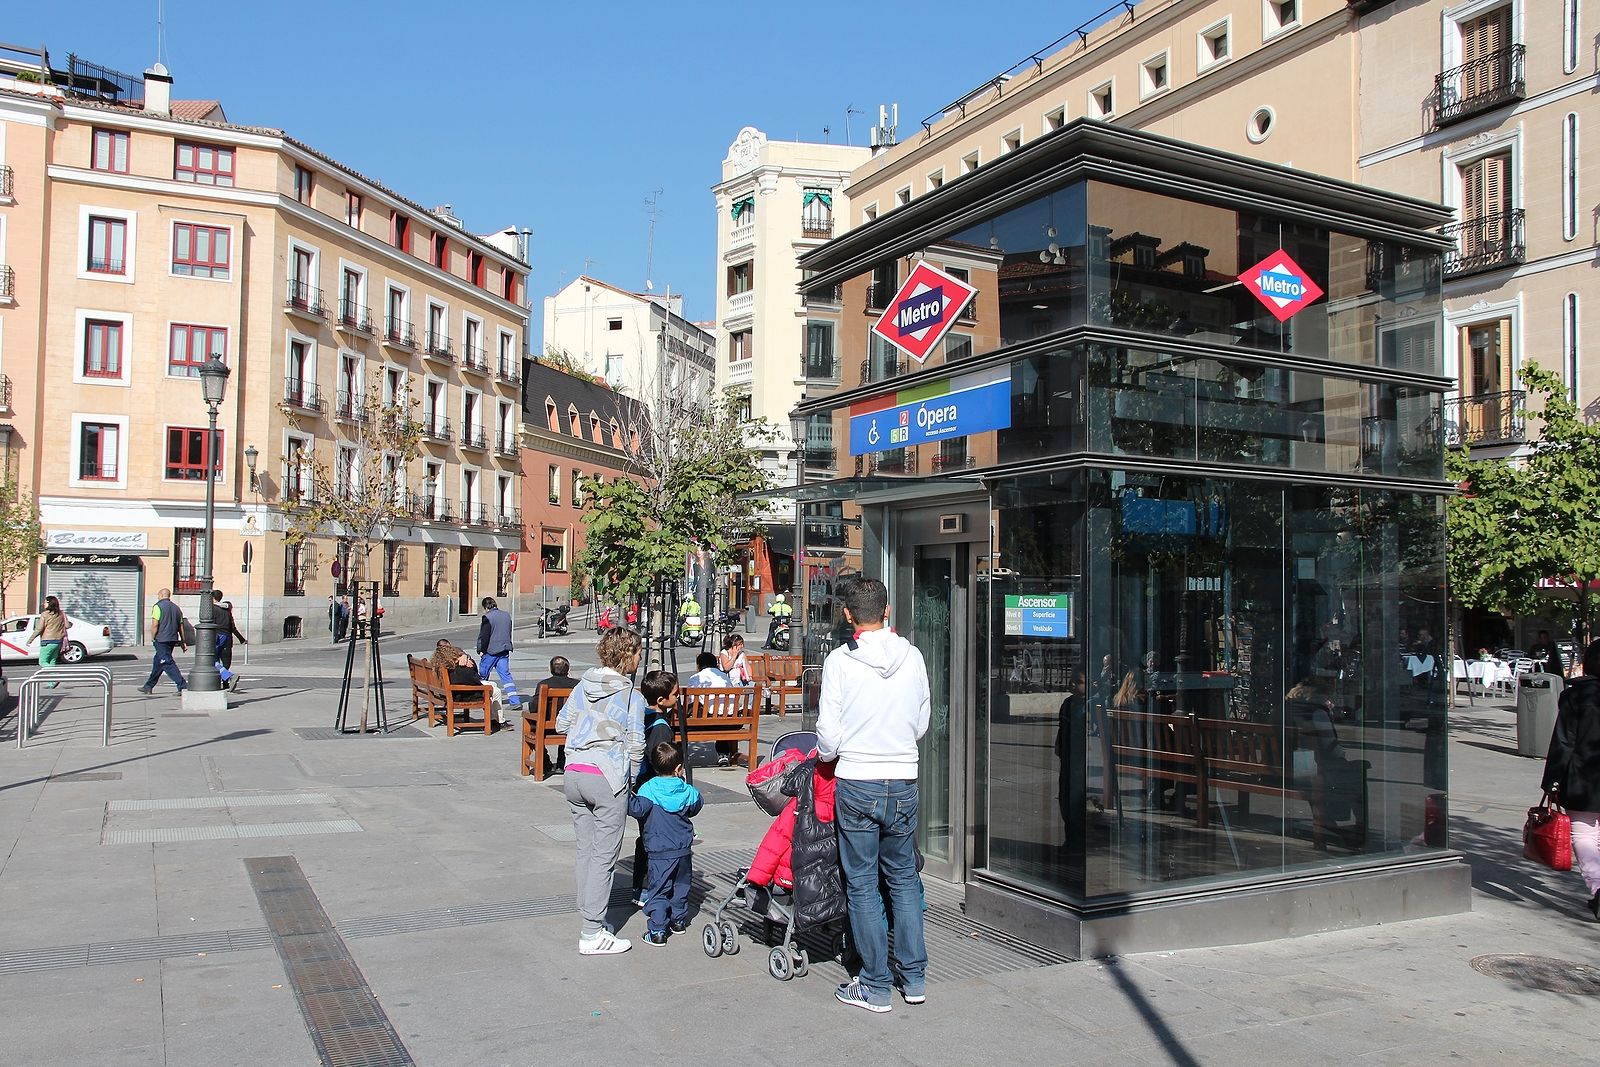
[0,613,117,664]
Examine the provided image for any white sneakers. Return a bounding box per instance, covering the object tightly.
[578,930,631,955]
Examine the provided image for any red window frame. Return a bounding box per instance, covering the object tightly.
[391,212,411,253]
[165,426,224,482]
[172,223,231,279]
[83,319,124,378]
[87,216,127,275]
[79,422,120,481]
[433,233,449,270]
[169,324,227,378]
[345,191,362,228]
[174,529,204,592]
[501,269,516,303]
[92,128,129,173]
[174,141,235,186]
[470,252,485,288]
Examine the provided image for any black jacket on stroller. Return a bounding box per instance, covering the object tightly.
[782,757,846,929]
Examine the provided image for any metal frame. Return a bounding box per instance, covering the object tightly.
[15,666,115,748]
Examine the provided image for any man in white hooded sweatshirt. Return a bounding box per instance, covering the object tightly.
[816,577,931,1013]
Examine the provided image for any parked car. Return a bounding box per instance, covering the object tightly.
[0,614,117,664]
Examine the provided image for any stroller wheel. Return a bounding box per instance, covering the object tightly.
[720,920,740,955]
[702,924,723,958]
[792,947,809,978]
[767,945,794,982]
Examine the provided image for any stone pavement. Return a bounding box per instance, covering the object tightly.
[0,632,1595,1067]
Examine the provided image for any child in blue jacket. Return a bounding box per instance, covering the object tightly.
[628,741,703,946]
[630,671,681,907]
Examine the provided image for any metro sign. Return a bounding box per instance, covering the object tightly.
[870,261,978,363]
[1238,249,1324,323]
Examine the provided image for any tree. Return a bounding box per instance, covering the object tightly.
[281,374,424,730]
[0,483,44,618]
[577,389,777,600]
[539,344,594,381]
[1447,362,1600,644]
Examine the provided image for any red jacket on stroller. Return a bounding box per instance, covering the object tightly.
[748,760,835,891]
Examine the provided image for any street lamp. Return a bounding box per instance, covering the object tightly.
[789,407,806,607]
[188,355,231,694]
[242,445,259,666]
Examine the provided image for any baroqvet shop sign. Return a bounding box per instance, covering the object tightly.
[869,261,978,363]
[1238,249,1325,323]
[47,530,148,551]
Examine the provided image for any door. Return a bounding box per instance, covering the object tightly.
[459,548,476,615]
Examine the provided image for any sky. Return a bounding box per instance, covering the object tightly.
[10,0,1108,340]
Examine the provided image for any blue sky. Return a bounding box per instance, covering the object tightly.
[12,1,1104,336]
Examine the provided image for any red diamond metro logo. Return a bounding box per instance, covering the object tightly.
[870,262,978,363]
[1238,249,1324,323]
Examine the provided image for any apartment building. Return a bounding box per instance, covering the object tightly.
[541,276,714,405]
[0,50,528,644]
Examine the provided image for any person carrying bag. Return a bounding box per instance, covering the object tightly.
[1540,639,1600,920]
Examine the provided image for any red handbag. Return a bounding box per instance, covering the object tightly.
[1523,793,1573,871]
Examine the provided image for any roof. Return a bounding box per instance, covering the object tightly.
[523,361,647,442]
[171,99,225,122]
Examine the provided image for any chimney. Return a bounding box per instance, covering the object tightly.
[143,62,172,117]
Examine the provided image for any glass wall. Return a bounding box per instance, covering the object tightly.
[984,471,1449,902]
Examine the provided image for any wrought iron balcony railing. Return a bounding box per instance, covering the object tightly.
[1444,389,1526,448]
[1443,209,1525,277]
[421,417,452,443]
[497,359,523,385]
[803,282,842,308]
[424,333,454,361]
[497,508,523,530]
[338,299,373,334]
[495,432,520,457]
[872,450,918,475]
[1434,44,1525,129]
[931,452,975,473]
[384,317,416,349]
[460,345,488,373]
[0,374,11,413]
[0,265,12,300]
[283,378,325,412]
[804,353,838,381]
[0,164,12,199]
[860,356,908,383]
[460,426,488,451]
[286,280,327,318]
[334,391,366,423]
[408,490,452,522]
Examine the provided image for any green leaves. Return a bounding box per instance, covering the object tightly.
[0,482,44,617]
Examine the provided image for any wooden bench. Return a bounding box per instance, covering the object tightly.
[521,684,761,780]
[522,683,573,779]
[407,654,493,737]
[761,655,803,719]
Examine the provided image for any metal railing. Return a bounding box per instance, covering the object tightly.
[931,452,975,472]
[421,417,452,443]
[804,354,838,380]
[16,666,114,749]
[384,317,416,349]
[0,164,12,199]
[1443,209,1525,277]
[0,374,11,413]
[459,502,488,526]
[408,491,453,522]
[460,345,488,373]
[495,432,519,457]
[460,426,488,450]
[497,508,522,530]
[801,217,834,238]
[497,360,522,385]
[803,447,836,470]
[87,257,125,275]
[1444,390,1526,448]
[334,391,366,423]
[803,282,842,308]
[283,561,311,596]
[286,279,327,317]
[1434,44,1525,129]
[338,299,373,333]
[283,378,325,412]
[860,356,907,383]
[873,450,918,475]
[0,265,12,299]
[424,333,454,361]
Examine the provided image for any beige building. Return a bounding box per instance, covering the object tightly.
[0,49,529,644]
[541,275,714,405]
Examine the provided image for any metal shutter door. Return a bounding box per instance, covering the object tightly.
[44,565,143,646]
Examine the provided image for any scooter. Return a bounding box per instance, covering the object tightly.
[537,604,571,639]
[679,614,704,646]
[766,618,792,652]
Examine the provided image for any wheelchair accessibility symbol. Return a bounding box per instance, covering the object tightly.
[867,419,881,446]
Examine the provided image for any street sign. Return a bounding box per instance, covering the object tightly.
[1238,249,1324,322]
[848,365,1011,456]
[241,542,253,574]
[869,261,978,363]
[507,552,518,574]
[1003,593,1074,638]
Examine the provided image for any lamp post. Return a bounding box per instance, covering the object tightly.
[187,356,231,695]
[242,445,258,666]
[789,407,806,618]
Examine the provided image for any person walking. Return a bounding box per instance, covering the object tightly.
[816,578,931,1013]
[139,588,189,695]
[328,595,349,644]
[1542,639,1600,921]
[210,591,247,692]
[475,596,523,725]
[557,627,647,955]
[27,596,68,689]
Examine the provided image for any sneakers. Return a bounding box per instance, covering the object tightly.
[1589,890,1600,921]
[642,929,669,947]
[899,985,926,1005]
[630,894,649,908]
[835,979,891,1013]
[578,930,631,955]
[136,686,154,695]
[669,917,690,934]
[717,754,731,768]
[229,675,243,693]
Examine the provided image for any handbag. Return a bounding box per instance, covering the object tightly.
[1523,793,1573,872]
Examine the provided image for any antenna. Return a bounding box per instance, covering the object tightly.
[844,105,865,146]
[644,188,664,293]
[156,0,167,66]
[871,104,900,151]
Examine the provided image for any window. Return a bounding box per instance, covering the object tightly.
[945,333,973,362]
[1089,81,1114,119]
[735,394,753,422]
[608,317,623,331]
[427,303,447,350]
[294,165,314,204]
[806,321,836,379]
[1461,150,1512,229]
[385,367,405,407]
[469,252,485,288]
[87,215,126,275]
[384,543,404,598]
[730,195,756,225]
[285,435,311,501]
[896,186,912,206]
[540,536,567,573]
[960,151,980,174]
[79,422,120,481]
[926,169,944,192]
[1265,0,1298,36]
[92,128,128,173]
[868,262,897,311]
[947,267,975,321]
[345,191,362,228]
[1566,0,1582,74]
[1565,293,1581,403]
[165,426,223,481]
[802,188,834,236]
[174,141,234,186]
[572,468,583,507]
[1199,18,1231,69]
[83,319,123,378]
[391,211,411,253]
[175,529,203,592]
[424,545,444,597]
[169,324,226,377]
[548,465,560,504]
[863,204,879,223]
[387,287,408,336]
[172,223,230,279]
[727,261,753,295]
[1044,107,1066,132]
[1247,107,1276,143]
[589,413,601,443]
[335,446,356,497]
[284,543,307,596]
[1140,52,1170,98]
[729,329,752,362]
[432,233,449,270]
[287,340,313,404]
[341,268,365,325]
[1460,317,1513,403]
[501,269,516,303]
[1563,113,1579,241]
[1001,128,1022,154]
[568,405,581,436]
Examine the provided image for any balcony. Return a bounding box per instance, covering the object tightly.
[384,317,416,350]
[1443,209,1525,278]
[860,356,908,383]
[801,217,834,239]
[408,490,452,522]
[872,450,918,476]
[802,282,842,309]
[285,279,328,320]
[283,378,325,413]
[421,417,452,443]
[334,391,366,424]
[496,359,522,386]
[803,447,836,471]
[460,426,488,451]
[726,291,754,318]
[728,359,754,385]
[459,502,490,527]
[866,280,891,313]
[931,452,975,473]
[1433,44,1525,130]
[337,299,374,335]
[495,431,520,458]
[0,374,10,413]
[0,265,12,305]
[0,163,12,201]
[423,333,455,363]
[497,507,523,530]
[283,562,310,597]
[460,345,488,375]
[804,354,839,381]
[1445,390,1526,449]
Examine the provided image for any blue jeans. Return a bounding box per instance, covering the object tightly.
[642,853,692,934]
[144,641,187,691]
[479,652,521,707]
[835,777,927,1003]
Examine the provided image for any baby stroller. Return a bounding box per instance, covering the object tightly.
[702,730,850,981]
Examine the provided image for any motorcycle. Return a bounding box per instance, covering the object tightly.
[679,614,704,647]
[765,618,792,652]
[537,604,571,639]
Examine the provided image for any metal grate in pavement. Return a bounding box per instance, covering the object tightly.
[294,726,428,741]
[50,771,123,782]
[109,793,336,811]
[104,819,363,844]
[246,855,414,1067]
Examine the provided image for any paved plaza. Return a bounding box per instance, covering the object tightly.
[0,626,1596,1066]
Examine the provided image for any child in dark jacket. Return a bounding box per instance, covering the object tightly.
[627,741,703,945]
[631,671,681,906]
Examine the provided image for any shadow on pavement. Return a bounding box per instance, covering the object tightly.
[1450,813,1593,921]
[1105,959,1203,1067]
[0,729,272,793]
